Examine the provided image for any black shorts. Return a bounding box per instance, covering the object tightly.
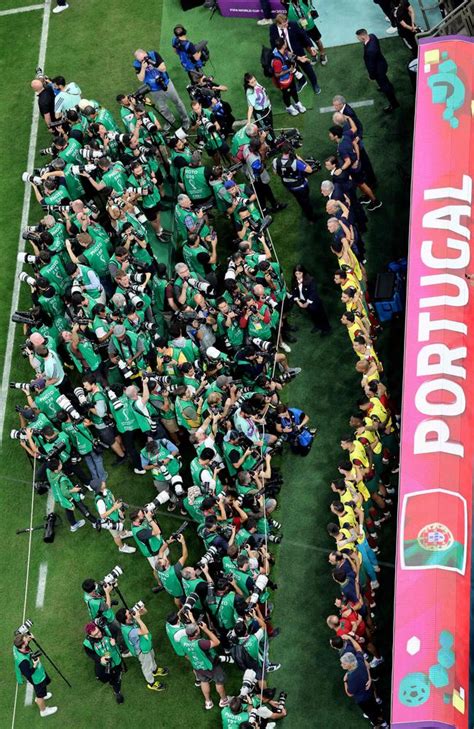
[143,203,161,221]
[94,424,116,446]
[32,675,51,698]
[308,24,322,42]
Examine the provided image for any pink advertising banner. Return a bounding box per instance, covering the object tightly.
[391,36,474,729]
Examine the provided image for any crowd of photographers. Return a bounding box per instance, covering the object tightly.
[10,37,330,725]
[12,11,402,725]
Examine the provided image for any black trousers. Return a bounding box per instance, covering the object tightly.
[357,695,384,725]
[253,106,274,141]
[281,80,299,107]
[375,72,398,107]
[253,178,277,211]
[297,60,319,92]
[120,429,143,470]
[289,185,313,220]
[374,0,395,24]
[309,301,331,333]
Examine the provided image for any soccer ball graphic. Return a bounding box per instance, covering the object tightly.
[399,672,431,707]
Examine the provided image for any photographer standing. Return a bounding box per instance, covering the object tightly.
[130,508,166,590]
[172,26,207,81]
[116,606,168,691]
[83,623,125,703]
[94,480,136,554]
[133,49,189,131]
[13,633,57,718]
[156,533,188,606]
[272,142,316,221]
[182,621,229,711]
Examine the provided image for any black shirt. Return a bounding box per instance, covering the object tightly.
[37,85,56,118]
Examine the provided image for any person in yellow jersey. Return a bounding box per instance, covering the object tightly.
[340,311,371,345]
[355,359,380,390]
[353,336,383,372]
[350,413,394,501]
[358,392,399,472]
[330,500,380,588]
[339,436,390,518]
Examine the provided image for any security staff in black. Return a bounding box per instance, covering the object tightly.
[83,622,125,703]
[272,142,315,221]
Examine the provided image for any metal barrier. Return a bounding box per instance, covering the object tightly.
[417,0,474,38]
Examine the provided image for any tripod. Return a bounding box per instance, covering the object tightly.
[27,634,72,687]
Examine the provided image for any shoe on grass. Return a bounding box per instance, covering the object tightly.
[119,544,136,554]
[52,3,68,13]
[295,101,307,112]
[257,17,273,24]
[219,698,229,707]
[153,666,169,677]
[70,519,85,533]
[40,706,58,717]
[205,700,214,710]
[286,105,299,116]
[147,681,166,692]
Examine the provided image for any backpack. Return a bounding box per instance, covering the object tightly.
[260,46,274,78]
[229,643,260,671]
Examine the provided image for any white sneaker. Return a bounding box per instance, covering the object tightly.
[52,3,68,12]
[134,468,146,475]
[286,105,299,116]
[219,698,229,707]
[386,26,398,34]
[121,530,133,539]
[44,693,53,700]
[280,341,291,353]
[369,656,384,668]
[205,700,214,710]
[119,544,136,554]
[295,102,307,113]
[70,519,85,533]
[257,17,273,25]
[370,580,380,589]
[40,706,58,717]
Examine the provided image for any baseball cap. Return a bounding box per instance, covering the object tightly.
[224,180,236,190]
[216,375,232,388]
[113,324,126,337]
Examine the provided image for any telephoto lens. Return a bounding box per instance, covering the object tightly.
[15,619,33,635]
[18,272,37,287]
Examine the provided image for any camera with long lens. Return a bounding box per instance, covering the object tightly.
[73,316,92,326]
[15,619,33,636]
[106,388,124,411]
[80,147,104,161]
[239,668,257,697]
[44,439,67,462]
[56,394,83,421]
[117,359,135,379]
[247,214,273,237]
[44,204,71,214]
[17,252,38,266]
[169,521,189,542]
[275,691,288,713]
[129,83,151,101]
[141,116,158,134]
[197,545,219,568]
[18,272,36,287]
[131,600,144,615]
[10,428,28,441]
[101,518,125,532]
[245,574,269,612]
[102,565,123,586]
[39,146,55,157]
[154,466,185,498]
[21,231,42,244]
[10,382,31,391]
[278,370,299,384]
[251,337,275,354]
[69,163,97,176]
[74,386,88,408]
[106,131,128,144]
[181,591,200,617]
[13,310,39,325]
[21,172,43,185]
[187,277,215,297]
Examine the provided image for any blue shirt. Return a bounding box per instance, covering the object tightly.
[172,37,202,72]
[346,654,372,703]
[133,51,169,92]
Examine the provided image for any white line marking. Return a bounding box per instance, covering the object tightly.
[0,0,51,445]
[35,562,48,608]
[0,4,44,16]
[10,7,52,727]
[24,685,33,707]
[319,99,375,113]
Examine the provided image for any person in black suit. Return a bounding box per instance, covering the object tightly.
[332,94,377,188]
[355,29,399,113]
[270,14,321,94]
[291,264,331,334]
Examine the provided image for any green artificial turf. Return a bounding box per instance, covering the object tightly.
[0,1,414,727]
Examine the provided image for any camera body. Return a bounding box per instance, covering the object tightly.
[102,565,123,586]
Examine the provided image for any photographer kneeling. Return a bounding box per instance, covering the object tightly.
[116,604,168,692]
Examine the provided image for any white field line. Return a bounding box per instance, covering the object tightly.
[10,5,52,727]
[319,99,375,113]
[35,562,48,608]
[0,1,51,444]
[0,5,44,16]
[24,685,33,706]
